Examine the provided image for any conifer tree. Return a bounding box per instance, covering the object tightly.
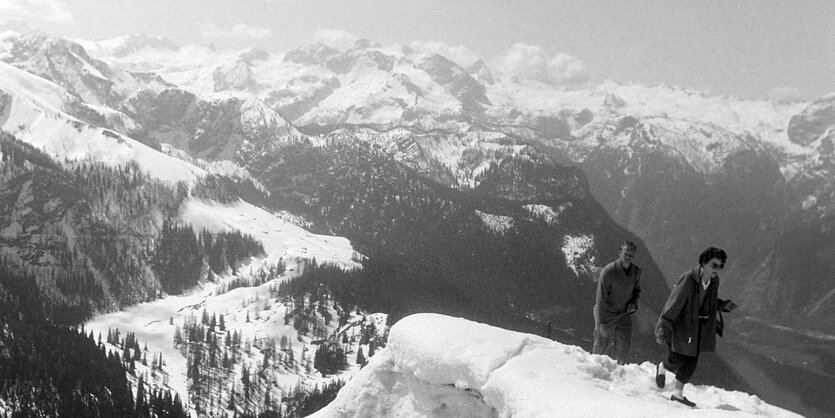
[356,346,367,367]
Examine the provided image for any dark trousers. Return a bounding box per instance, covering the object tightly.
[663,346,699,383]
[662,321,701,384]
[592,315,633,364]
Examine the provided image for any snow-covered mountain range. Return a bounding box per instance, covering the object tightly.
[1,28,834,417]
[74,29,833,336]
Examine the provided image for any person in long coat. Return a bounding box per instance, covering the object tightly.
[654,246,737,407]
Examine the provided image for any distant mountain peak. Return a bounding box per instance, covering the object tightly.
[283,42,342,67]
[213,59,252,92]
[1,33,171,107]
[353,38,374,50]
[418,54,490,111]
[239,47,270,64]
[467,59,494,85]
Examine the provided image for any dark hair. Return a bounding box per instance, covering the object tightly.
[619,240,637,251]
[699,247,727,265]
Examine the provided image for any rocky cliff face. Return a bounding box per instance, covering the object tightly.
[741,95,835,330]
[787,94,835,147]
[744,211,835,331]
[122,88,291,160]
[418,54,490,114]
[0,34,170,107]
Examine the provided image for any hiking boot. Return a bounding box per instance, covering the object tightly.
[655,363,665,388]
[671,394,696,407]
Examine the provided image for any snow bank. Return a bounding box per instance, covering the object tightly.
[312,313,799,418]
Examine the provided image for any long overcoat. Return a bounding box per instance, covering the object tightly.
[655,267,720,357]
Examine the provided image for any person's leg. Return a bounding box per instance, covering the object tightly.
[670,355,699,407]
[592,323,612,355]
[613,316,633,364]
[674,354,699,384]
[672,380,685,397]
[656,343,670,387]
[663,346,687,373]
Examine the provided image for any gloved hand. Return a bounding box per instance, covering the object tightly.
[718,299,739,313]
[598,322,612,338]
[655,326,670,345]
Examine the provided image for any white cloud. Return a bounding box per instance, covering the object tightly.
[0,0,74,23]
[548,53,588,85]
[313,28,358,51]
[490,43,588,85]
[201,23,273,40]
[409,40,481,67]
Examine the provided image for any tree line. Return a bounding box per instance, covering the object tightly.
[0,264,186,417]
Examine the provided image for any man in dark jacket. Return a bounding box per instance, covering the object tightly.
[654,246,738,407]
[593,240,642,364]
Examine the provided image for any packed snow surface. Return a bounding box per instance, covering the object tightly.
[312,313,799,418]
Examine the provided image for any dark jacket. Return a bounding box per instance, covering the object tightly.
[594,260,642,325]
[655,267,721,356]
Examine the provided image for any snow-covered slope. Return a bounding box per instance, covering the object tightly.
[86,196,365,414]
[179,197,360,267]
[0,61,204,183]
[314,313,798,418]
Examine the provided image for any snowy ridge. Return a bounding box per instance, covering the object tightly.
[313,314,798,418]
[574,116,762,175]
[484,79,802,143]
[80,34,804,143]
[179,197,360,268]
[0,61,204,183]
[74,33,828,187]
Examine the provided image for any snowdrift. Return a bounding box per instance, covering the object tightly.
[312,313,799,417]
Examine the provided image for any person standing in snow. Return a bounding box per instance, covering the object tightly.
[593,240,642,364]
[654,246,738,407]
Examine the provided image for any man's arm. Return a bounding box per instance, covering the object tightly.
[594,267,610,324]
[628,268,642,310]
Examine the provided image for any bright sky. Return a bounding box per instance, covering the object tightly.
[2,0,833,100]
